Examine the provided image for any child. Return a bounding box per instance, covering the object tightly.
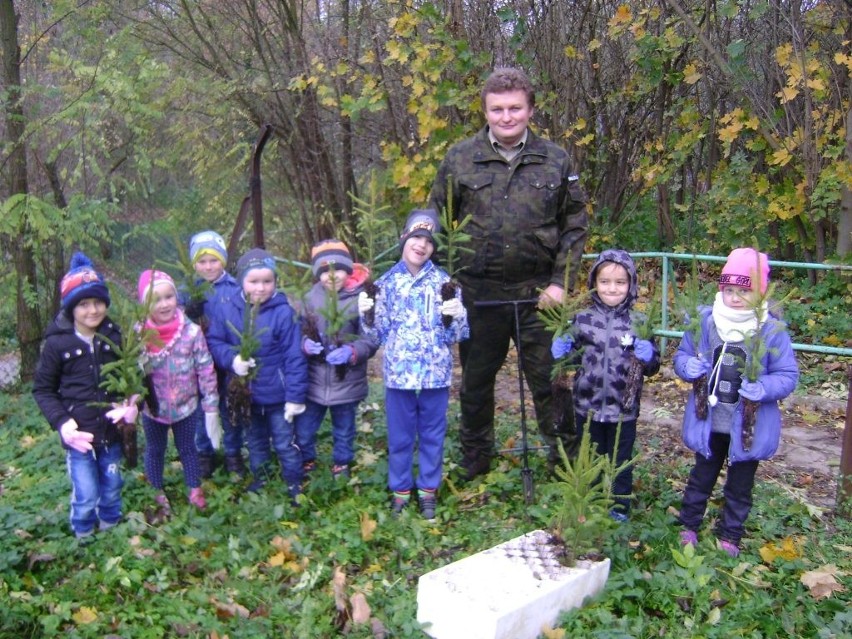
[205,248,308,500]
[184,230,246,478]
[138,269,219,513]
[551,249,660,522]
[359,209,469,521]
[33,252,127,540]
[295,240,378,479]
[673,248,798,557]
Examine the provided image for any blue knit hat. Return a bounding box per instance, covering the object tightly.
[60,252,111,312]
[236,248,277,284]
[189,230,228,265]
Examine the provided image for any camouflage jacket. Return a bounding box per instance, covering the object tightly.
[428,126,588,288]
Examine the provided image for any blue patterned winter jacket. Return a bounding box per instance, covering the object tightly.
[363,260,469,390]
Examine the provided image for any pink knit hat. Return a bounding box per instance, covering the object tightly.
[719,248,770,294]
[137,269,177,303]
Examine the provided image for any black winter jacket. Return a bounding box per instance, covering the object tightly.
[32,313,123,448]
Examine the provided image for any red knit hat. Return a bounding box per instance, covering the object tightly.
[719,248,770,294]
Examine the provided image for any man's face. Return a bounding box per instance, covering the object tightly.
[484,90,533,148]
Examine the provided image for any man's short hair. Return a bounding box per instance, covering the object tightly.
[481,67,535,109]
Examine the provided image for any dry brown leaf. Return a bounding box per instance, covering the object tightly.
[360,512,377,541]
[801,565,846,600]
[350,592,371,624]
[211,597,250,619]
[332,565,348,612]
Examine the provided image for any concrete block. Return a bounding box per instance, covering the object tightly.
[416,529,610,639]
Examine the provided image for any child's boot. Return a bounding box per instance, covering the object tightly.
[154,492,172,519]
[225,453,247,478]
[418,489,437,522]
[189,487,207,510]
[198,453,215,479]
[390,491,410,516]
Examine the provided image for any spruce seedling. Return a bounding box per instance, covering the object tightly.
[226,301,266,426]
[623,281,661,411]
[155,235,212,330]
[434,176,474,328]
[675,256,711,419]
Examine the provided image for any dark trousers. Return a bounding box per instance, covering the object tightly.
[458,280,565,462]
[679,432,759,545]
[578,414,636,512]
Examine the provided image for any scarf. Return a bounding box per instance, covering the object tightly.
[144,309,184,355]
[711,292,767,342]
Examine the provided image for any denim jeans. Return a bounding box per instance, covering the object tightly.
[245,403,303,487]
[295,399,358,467]
[66,443,124,536]
[195,376,244,457]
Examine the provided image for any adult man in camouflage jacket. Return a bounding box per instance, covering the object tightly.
[429,67,588,480]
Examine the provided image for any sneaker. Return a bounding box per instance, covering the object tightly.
[331,464,350,480]
[418,491,437,522]
[198,454,215,479]
[609,509,629,523]
[287,484,301,507]
[225,454,247,478]
[679,530,698,547]
[718,539,740,557]
[155,492,172,518]
[390,493,410,516]
[99,519,121,532]
[189,487,207,510]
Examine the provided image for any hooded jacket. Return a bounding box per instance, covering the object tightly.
[33,312,123,448]
[673,306,798,462]
[570,249,660,422]
[206,291,308,407]
[297,266,379,406]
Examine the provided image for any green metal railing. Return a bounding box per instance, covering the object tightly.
[275,250,851,357]
[586,252,852,356]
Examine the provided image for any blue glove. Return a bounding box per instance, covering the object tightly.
[633,339,653,363]
[684,357,710,380]
[303,338,324,356]
[551,335,574,359]
[739,378,766,402]
[326,345,354,365]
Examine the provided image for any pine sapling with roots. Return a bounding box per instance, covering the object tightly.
[538,263,588,459]
[314,268,353,381]
[622,286,660,411]
[434,180,474,327]
[98,288,156,469]
[351,173,396,327]
[156,236,211,331]
[227,301,265,427]
[676,257,711,419]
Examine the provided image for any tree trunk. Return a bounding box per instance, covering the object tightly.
[0,0,42,382]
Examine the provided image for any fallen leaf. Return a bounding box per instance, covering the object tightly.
[350,592,371,624]
[360,512,377,541]
[758,536,801,563]
[72,606,98,625]
[541,625,565,638]
[211,597,250,619]
[332,565,348,612]
[27,552,55,570]
[268,551,285,567]
[801,565,846,600]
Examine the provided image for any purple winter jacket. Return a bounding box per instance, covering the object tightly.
[673,306,799,462]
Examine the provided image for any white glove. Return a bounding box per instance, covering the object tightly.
[232,355,256,377]
[439,298,464,318]
[205,412,223,450]
[284,402,306,423]
[59,419,94,453]
[357,292,374,315]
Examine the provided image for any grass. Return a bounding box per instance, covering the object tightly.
[1,379,850,639]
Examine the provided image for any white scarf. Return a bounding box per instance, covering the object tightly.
[711,292,767,342]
